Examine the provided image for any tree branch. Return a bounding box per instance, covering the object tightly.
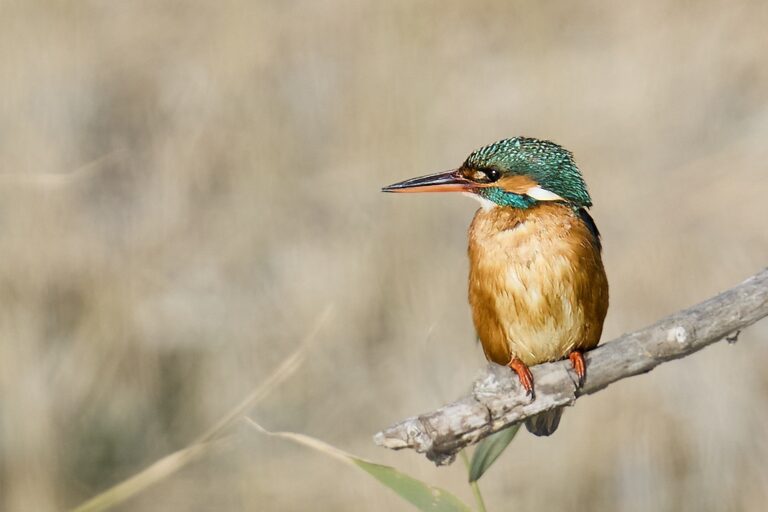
[373,268,768,465]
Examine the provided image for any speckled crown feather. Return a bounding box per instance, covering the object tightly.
[465,137,592,207]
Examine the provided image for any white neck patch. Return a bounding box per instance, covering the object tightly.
[525,186,564,201]
[462,192,497,211]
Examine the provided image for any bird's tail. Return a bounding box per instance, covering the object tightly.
[524,407,564,436]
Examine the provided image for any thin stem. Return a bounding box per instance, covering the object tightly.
[459,449,488,512]
[71,307,334,512]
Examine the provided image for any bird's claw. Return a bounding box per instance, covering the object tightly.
[508,357,535,401]
[569,350,586,388]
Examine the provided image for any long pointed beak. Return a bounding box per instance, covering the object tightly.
[381,169,471,193]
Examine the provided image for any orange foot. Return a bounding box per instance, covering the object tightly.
[568,350,586,388]
[508,357,534,399]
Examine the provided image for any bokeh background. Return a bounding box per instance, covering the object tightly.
[1,1,767,511]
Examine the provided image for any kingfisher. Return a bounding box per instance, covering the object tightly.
[382,137,609,436]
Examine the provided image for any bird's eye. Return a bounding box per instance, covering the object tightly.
[471,168,500,183]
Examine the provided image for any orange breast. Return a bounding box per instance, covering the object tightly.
[468,203,609,367]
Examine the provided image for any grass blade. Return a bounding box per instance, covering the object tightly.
[247,418,472,512]
[71,306,333,512]
[468,425,520,482]
[71,440,224,512]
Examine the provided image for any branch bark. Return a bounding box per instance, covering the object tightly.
[374,268,768,465]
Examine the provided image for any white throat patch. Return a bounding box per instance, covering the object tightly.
[462,192,497,211]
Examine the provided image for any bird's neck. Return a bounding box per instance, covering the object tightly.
[476,188,537,209]
[468,202,579,243]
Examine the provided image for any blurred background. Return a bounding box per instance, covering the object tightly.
[1,1,767,511]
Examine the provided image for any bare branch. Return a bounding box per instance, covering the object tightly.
[374,268,768,465]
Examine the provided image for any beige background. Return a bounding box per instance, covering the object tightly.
[1,1,767,511]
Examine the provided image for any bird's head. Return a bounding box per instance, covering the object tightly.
[383,137,592,209]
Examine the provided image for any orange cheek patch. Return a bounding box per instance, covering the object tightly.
[496,175,539,194]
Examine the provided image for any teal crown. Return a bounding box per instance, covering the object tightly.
[465,137,592,208]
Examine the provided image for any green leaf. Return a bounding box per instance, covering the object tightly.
[468,424,521,482]
[353,459,472,512]
[247,418,472,512]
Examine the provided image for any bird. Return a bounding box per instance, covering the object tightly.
[382,137,609,436]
